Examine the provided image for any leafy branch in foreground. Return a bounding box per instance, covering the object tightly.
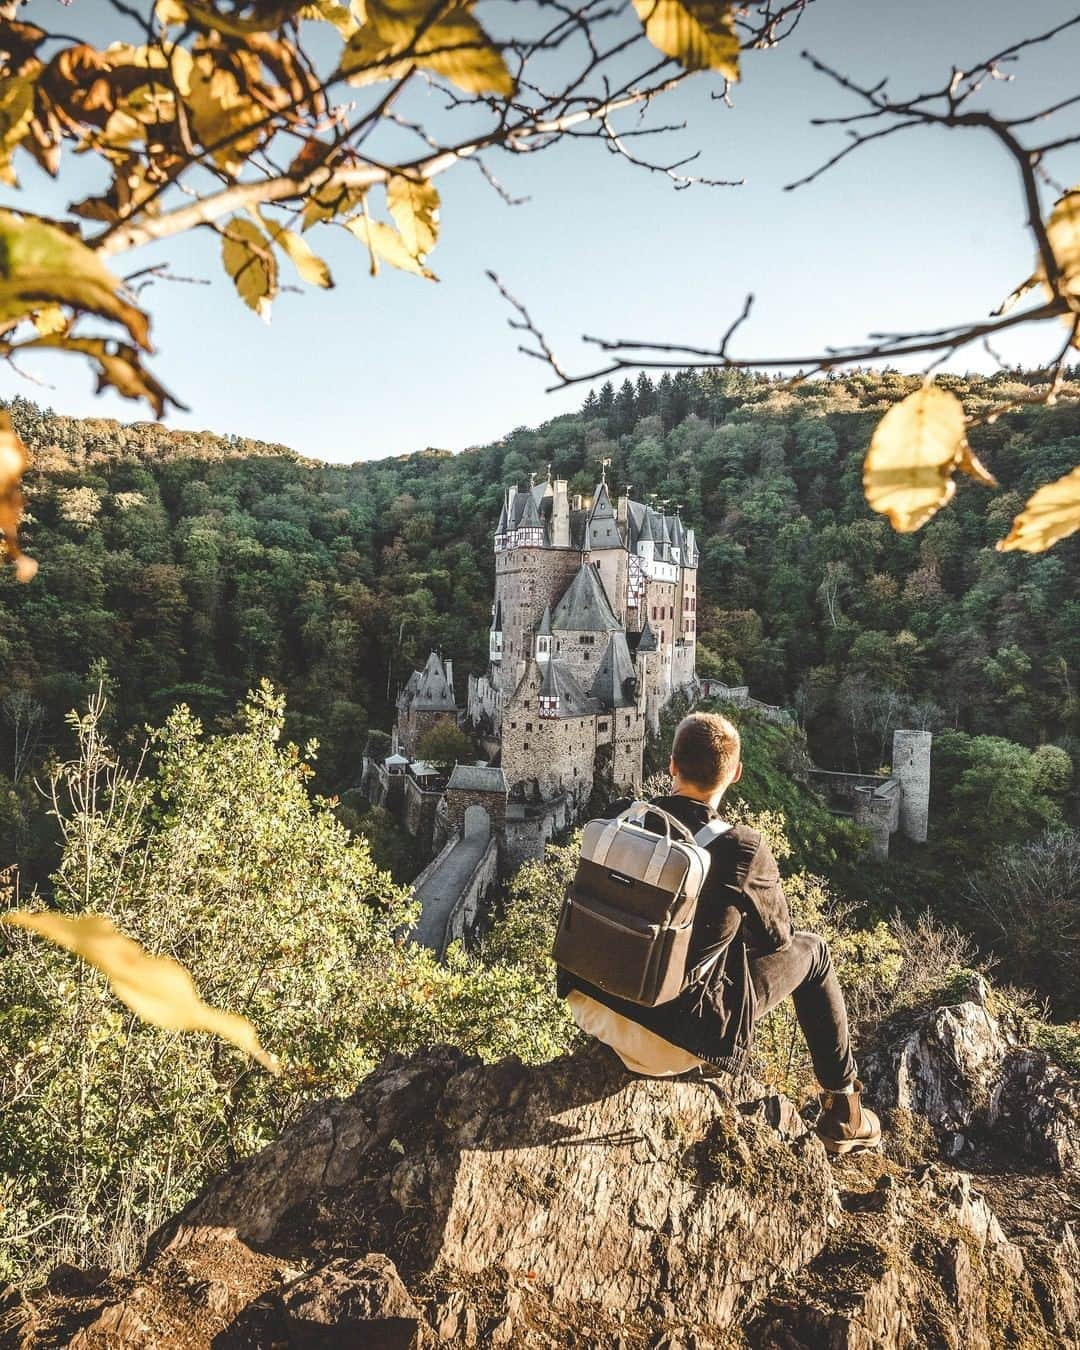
[0,0,799,579]
[495,17,1080,553]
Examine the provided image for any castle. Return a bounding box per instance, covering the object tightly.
[467,471,700,808]
[365,472,930,954]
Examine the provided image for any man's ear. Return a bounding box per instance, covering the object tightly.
[668,755,677,778]
[732,761,743,784]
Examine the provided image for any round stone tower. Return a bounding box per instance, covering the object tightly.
[892,729,932,843]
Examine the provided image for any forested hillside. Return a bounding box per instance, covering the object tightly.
[1,369,1078,882]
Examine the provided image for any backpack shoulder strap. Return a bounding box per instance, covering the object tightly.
[692,818,732,848]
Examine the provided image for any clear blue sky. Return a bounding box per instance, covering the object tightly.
[3,0,1079,461]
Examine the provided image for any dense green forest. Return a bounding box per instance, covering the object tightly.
[1,369,1077,973]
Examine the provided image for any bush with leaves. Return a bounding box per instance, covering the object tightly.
[0,684,567,1284]
[964,828,1080,1018]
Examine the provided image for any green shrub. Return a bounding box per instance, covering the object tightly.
[0,686,567,1284]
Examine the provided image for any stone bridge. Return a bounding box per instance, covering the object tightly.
[409,816,499,958]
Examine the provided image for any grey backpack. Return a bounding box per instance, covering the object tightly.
[551,800,729,1006]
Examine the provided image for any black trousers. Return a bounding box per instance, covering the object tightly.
[748,931,858,1091]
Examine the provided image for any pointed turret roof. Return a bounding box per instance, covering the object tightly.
[495,497,507,534]
[551,564,621,633]
[410,651,457,710]
[586,480,621,550]
[636,618,658,652]
[589,633,638,710]
[538,658,593,718]
[637,509,656,544]
[669,514,685,554]
[518,490,543,530]
[537,603,552,636]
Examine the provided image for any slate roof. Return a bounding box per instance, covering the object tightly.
[537,603,552,636]
[551,564,621,633]
[407,651,457,710]
[496,480,699,564]
[539,659,595,718]
[586,481,622,550]
[589,632,638,709]
[635,618,658,652]
[518,490,543,530]
[447,764,508,793]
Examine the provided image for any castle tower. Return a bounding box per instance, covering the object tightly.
[395,651,460,759]
[550,562,622,687]
[634,618,662,734]
[892,729,932,843]
[586,479,629,621]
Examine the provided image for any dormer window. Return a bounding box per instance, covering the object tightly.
[536,634,551,662]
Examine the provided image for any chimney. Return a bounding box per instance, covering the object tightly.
[572,493,583,511]
[616,491,629,527]
[552,478,570,548]
[445,659,454,698]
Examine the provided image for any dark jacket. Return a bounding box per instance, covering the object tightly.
[557,794,794,1075]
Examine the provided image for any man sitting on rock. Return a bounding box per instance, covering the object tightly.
[558,711,882,1155]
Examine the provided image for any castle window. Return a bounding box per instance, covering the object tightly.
[526,722,533,732]
[598,721,608,731]
[524,741,529,750]
[625,716,631,727]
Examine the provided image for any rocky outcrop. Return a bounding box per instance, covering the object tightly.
[6,996,1079,1349]
[863,975,1080,1173]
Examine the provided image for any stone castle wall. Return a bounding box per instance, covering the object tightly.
[501,710,597,810]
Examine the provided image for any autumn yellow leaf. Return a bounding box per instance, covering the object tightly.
[188,51,268,172]
[31,303,68,337]
[1046,188,1080,298]
[631,1,739,79]
[998,187,1080,345]
[221,216,278,319]
[0,211,151,349]
[996,464,1080,554]
[28,334,181,417]
[343,3,513,96]
[2,910,279,1073]
[257,210,333,287]
[863,385,997,533]
[0,75,36,186]
[0,411,36,582]
[345,213,437,278]
[301,182,368,230]
[387,174,439,258]
[165,1,308,38]
[300,0,362,36]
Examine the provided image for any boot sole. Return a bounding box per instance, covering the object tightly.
[819,1133,883,1155]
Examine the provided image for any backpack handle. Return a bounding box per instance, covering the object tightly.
[623,800,696,844]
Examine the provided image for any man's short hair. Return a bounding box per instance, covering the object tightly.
[671,713,741,792]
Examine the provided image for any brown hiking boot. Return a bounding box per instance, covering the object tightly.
[815,1080,882,1155]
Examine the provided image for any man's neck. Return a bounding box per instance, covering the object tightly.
[671,783,725,813]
